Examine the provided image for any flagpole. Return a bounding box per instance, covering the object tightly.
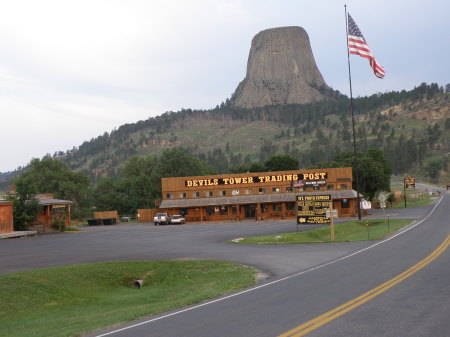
[345,5,362,220]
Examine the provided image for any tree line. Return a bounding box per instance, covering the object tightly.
[7,148,392,230]
[59,83,446,171]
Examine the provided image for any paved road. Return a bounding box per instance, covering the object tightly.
[0,204,434,277]
[82,193,449,337]
[0,189,448,337]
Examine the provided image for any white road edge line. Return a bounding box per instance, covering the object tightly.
[94,195,445,337]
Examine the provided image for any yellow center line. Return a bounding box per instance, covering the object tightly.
[278,234,450,337]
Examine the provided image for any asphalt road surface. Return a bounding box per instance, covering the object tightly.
[1,189,448,337]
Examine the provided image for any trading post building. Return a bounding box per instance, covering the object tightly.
[158,167,360,222]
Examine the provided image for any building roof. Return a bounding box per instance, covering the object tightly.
[37,198,73,206]
[159,190,359,209]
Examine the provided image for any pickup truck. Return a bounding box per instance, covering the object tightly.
[153,213,171,225]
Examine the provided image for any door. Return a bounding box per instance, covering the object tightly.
[245,204,256,218]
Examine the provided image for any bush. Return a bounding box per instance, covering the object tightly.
[6,195,41,231]
[51,218,66,232]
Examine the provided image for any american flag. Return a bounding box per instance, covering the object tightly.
[347,13,385,79]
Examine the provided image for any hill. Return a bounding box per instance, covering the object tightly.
[1,83,448,192]
[57,83,448,183]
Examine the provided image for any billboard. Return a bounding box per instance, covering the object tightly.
[404,177,415,189]
[296,195,331,224]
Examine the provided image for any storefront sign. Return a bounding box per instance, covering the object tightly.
[292,180,326,188]
[296,194,331,224]
[185,172,328,187]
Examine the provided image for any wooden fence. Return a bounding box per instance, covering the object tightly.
[137,209,172,222]
[93,211,118,220]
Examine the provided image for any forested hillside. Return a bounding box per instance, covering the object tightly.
[58,83,449,183]
[1,83,449,192]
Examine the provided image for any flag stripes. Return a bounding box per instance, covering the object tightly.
[347,14,385,78]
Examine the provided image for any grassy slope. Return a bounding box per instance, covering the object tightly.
[234,219,413,244]
[0,261,255,337]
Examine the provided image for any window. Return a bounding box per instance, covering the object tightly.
[259,188,266,194]
[206,207,215,216]
[231,205,239,214]
[219,190,227,196]
[219,205,228,215]
[245,188,253,195]
[327,184,334,190]
[179,192,187,198]
[232,189,240,195]
[285,186,293,192]
[272,187,280,193]
[286,203,295,211]
[313,185,321,191]
[341,199,350,208]
[192,192,200,198]
[261,204,268,213]
[272,204,282,212]
[166,193,174,199]
[180,208,188,216]
[205,191,213,197]
[340,184,348,189]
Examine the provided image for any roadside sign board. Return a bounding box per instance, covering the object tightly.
[296,194,331,224]
[326,209,338,218]
[404,177,415,189]
[361,200,372,210]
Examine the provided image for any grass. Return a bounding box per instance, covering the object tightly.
[233,219,413,244]
[389,188,436,209]
[0,260,255,337]
[391,195,434,208]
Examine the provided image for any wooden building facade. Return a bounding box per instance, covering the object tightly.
[159,167,359,222]
[0,201,14,234]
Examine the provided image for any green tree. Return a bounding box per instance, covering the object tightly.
[264,154,299,172]
[154,148,216,179]
[230,165,249,174]
[118,156,160,212]
[322,149,392,201]
[14,157,91,218]
[92,156,161,214]
[91,177,122,213]
[5,194,40,231]
[150,148,216,200]
[424,158,445,181]
[248,162,266,173]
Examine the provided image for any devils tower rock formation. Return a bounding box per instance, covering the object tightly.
[230,26,332,108]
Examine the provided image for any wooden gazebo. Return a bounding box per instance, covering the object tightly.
[33,194,73,232]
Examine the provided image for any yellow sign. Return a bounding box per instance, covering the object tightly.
[296,194,331,224]
[185,172,328,187]
[404,177,415,189]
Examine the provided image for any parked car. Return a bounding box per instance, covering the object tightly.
[153,213,171,225]
[170,214,185,225]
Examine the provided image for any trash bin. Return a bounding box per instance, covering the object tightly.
[87,218,101,226]
[101,218,115,225]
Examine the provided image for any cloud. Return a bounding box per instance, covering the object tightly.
[0,0,449,172]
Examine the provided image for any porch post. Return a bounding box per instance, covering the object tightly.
[256,203,261,221]
[67,204,71,227]
[46,206,51,232]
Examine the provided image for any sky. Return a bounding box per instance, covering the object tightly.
[1,0,449,173]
